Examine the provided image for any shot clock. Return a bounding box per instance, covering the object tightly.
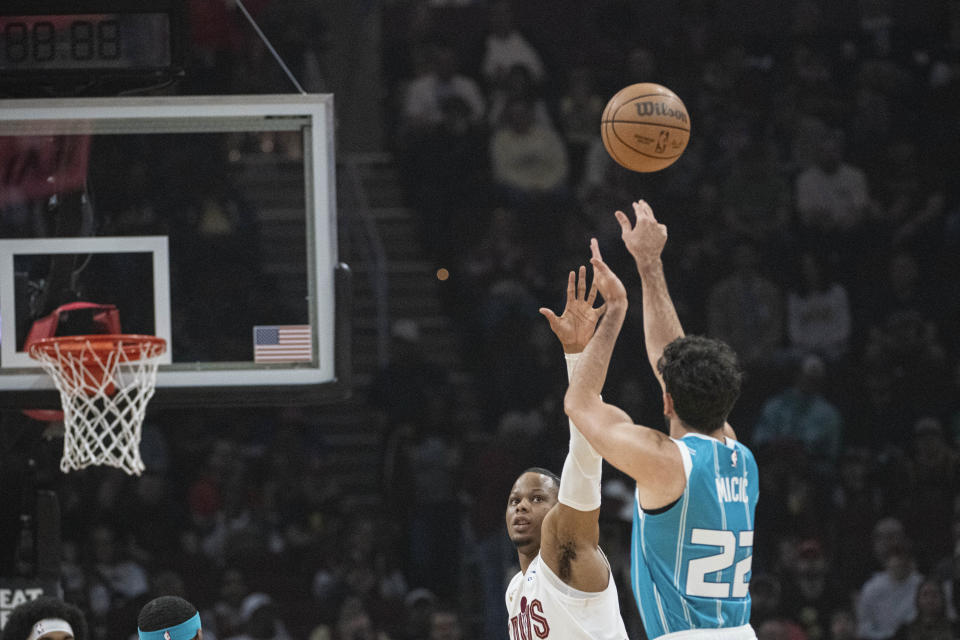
[0,0,183,80]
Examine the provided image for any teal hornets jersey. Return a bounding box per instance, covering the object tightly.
[630,433,759,638]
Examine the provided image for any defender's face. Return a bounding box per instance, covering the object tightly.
[505,472,558,551]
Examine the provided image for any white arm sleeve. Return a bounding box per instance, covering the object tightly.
[559,352,603,511]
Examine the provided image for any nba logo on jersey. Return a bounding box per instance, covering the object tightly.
[731,450,738,467]
[164,632,172,640]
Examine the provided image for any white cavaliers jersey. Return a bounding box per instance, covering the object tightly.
[505,552,629,640]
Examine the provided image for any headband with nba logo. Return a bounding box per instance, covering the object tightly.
[27,618,74,640]
[137,612,201,640]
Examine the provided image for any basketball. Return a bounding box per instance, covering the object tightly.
[600,83,691,172]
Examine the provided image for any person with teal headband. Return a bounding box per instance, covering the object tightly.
[137,596,202,640]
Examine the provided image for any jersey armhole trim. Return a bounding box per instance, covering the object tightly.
[640,440,692,516]
[673,438,694,478]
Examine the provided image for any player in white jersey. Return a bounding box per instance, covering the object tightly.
[504,266,629,640]
[565,201,759,640]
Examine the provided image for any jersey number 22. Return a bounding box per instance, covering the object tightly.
[685,528,753,598]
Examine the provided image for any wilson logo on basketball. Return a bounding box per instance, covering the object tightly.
[634,101,689,124]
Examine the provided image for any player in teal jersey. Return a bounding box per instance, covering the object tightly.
[565,200,759,639]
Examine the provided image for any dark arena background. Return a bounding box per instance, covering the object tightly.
[1,1,959,639]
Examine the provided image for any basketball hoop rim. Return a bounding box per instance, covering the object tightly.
[27,334,167,362]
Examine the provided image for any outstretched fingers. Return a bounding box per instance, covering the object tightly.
[590,237,602,262]
[586,276,599,307]
[589,238,610,273]
[633,199,655,221]
[565,269,577,306]
[538,306,560,327]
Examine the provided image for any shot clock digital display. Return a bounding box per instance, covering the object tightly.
[0,1,182,79]
[0,14,171,71]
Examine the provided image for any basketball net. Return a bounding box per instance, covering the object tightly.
[28,335,166,476]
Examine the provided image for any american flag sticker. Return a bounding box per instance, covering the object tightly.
[253,325,313,362]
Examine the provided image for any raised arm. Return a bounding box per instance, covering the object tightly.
[564,239,686,510]
[616,200,682,390]
[537,266,612,592]
[617,201,738,440]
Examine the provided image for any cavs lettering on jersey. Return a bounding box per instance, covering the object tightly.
[506,554,628,640]
[631,433,760,639]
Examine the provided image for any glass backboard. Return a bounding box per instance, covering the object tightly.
[0,94,350,408]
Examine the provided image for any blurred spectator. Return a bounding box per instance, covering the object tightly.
[204,568,251,640]
[458,203,522,302]
[398,588,437,640]
[381,1,441,87]
[856,545,923,640]
[848,60,907,177]
[794,129,874,279]
[858,308,951,445]
[950,359,960,448]
[750,573,787,628]
[939,542,960,623]
[785,42,844,129]
[489,95,571,238]
[369,319,451,432]
[474,277,550,422]
[861,250,942,337]
[82,524,149,638]
[780,539,848,640]
[320,596,387,640]
[785,251,852,364]
[706,242,785,373]
[311,514,407,634]
[486,63,554,130]
[480,1,546,91]
[428,606,463,640]
[226,592,292,640]
[384,395,463,595]
[755,617,808,640]
[719,138,792,252]
[185,0,268,94]
[252,3,329,94]
[557,65,606,185]
[870,142,947,254]
[199,466,278,568]
[904,417,959,572]
[576,135,660,228]
[399,42,486,143]
[826,608,857,640]
[753,354,843,476]
[892,578,955,640]
[871,518,910,575]
[829,449,884,592]
[403,93,492,262]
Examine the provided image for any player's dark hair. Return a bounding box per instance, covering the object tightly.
[2,595,88,640]
[522,467,560,490]
[137,596,198,635]
[657,335,742,433]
